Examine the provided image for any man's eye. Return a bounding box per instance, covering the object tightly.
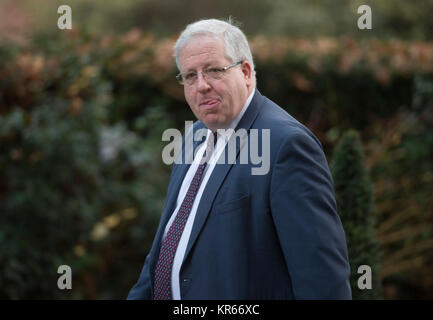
[185,73,197,80]
[207,68,221,74]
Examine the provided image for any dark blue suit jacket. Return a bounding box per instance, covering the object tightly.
[127,90,352,299]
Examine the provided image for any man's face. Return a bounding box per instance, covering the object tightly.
[178,36,253,131]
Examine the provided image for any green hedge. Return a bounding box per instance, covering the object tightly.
[1,32,432,298]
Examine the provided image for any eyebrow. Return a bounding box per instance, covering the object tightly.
[184,62,218,73]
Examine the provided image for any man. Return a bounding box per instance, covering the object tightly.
[128,18,351,300]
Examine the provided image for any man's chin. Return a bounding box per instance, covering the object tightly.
[202,120,226,131]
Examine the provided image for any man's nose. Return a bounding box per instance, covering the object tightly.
[196,72,211,92]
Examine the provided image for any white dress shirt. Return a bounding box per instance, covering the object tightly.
[162,88,255,299]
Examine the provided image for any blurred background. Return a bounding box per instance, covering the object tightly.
[0,0,432,299]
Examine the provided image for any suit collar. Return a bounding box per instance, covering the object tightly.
[234,88,263,132]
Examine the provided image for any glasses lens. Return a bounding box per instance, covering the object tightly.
[184,72,198,85]
[205,68,223,80]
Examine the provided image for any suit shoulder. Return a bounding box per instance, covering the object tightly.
[255,95,322,149]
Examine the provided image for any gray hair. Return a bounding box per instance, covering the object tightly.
[174,18,255,78]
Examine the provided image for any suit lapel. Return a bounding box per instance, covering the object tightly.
[181,90,264,266]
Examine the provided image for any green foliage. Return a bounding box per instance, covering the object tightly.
[1,30,432,298]
[0,35,174,299]
[253,38,419,135]
[14,0,433,40]
[331,130,382,299]
[366,74,433,298]
[0,101,170,298]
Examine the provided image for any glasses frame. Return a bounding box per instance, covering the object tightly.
[176,61,243,85]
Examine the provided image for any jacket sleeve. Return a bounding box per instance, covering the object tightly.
[127,253,152,300]
[270,128,352,299]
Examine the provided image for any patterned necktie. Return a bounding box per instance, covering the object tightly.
[153,132,217,300]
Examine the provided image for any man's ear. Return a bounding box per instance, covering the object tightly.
[241,60,253,85]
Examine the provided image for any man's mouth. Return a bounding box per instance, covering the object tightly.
[200,99,220,109]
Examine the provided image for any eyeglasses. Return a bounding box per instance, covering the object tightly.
[176,61,242,86]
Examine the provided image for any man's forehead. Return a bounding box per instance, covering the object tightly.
[179,37,228,70]
[186,34,224,46]
[180,36,224,55]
